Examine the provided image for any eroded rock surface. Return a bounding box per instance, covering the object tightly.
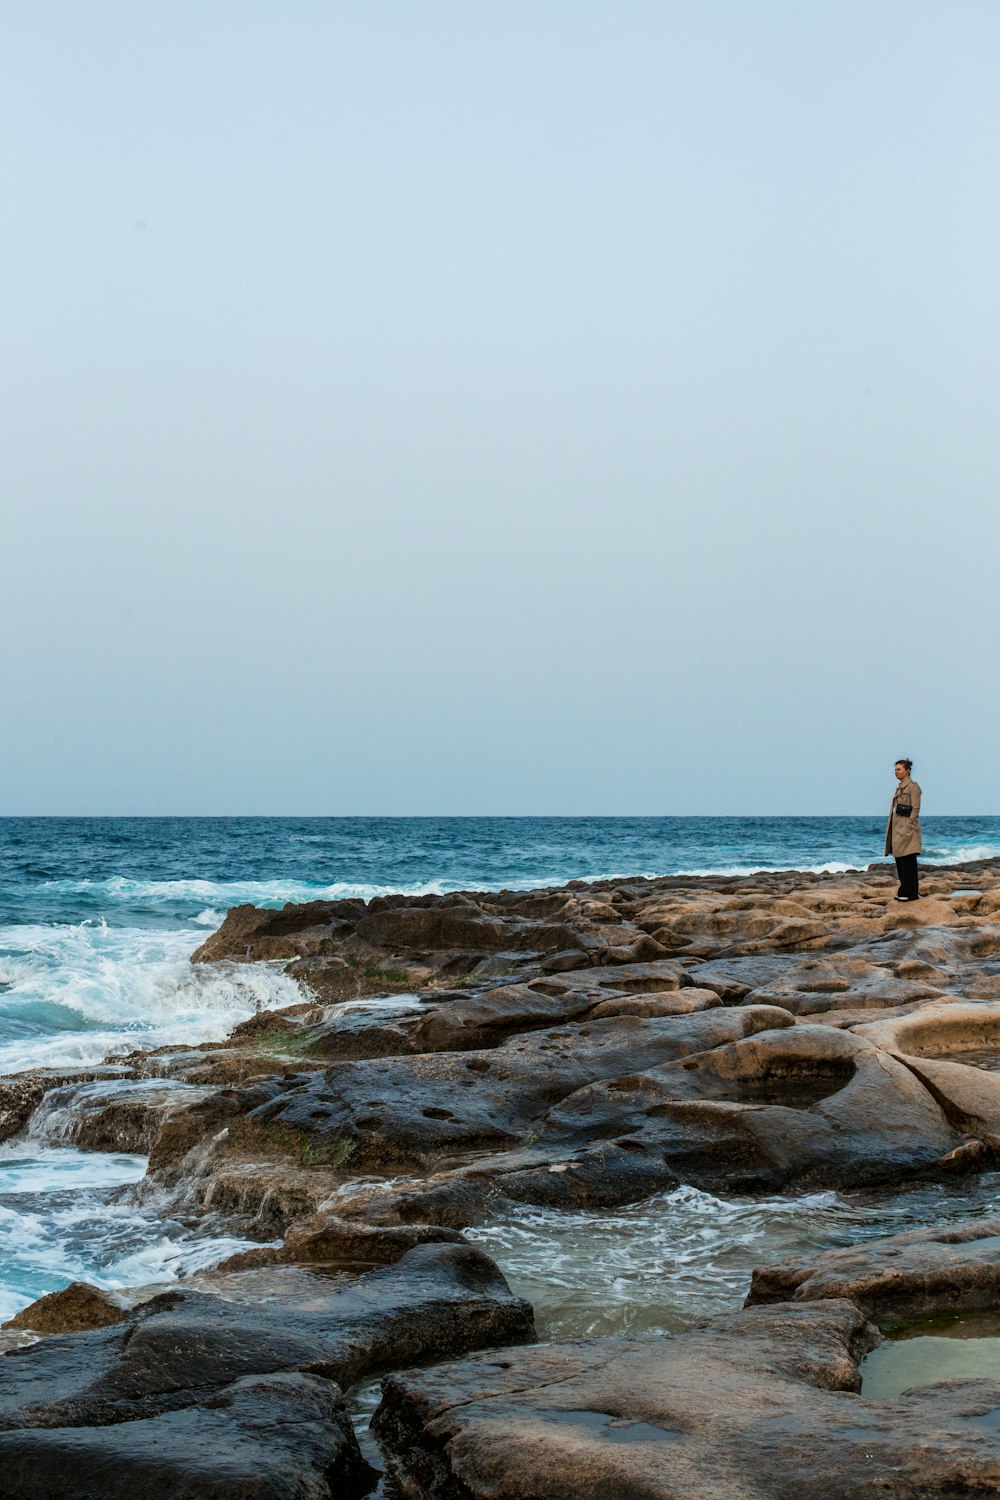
[13,860,1000,1495]
[372,1298,1000,1498]
[747,1215,1000,1321]
[74,860,1000,1245]
[0,1244,532,1499]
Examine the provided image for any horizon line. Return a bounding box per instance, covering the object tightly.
[0,813,992,822]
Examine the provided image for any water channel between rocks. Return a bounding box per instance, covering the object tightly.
[346,1169,1000,1451]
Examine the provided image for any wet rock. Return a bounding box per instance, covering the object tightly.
[0,1371,375,1500]
[144,1082,277,1187]
[26,857,1000,1492]
[0,1244,533,1432]
[151,1156,348,1235]
[135,1041,330,1086]
[0,1065,134,1145]
[229,1003,321,1039]
[372,1297,1000,1498]
[238,1006,795,1177]
[531,1024,969,1193]
[216,1216,466,1271]
[747,1216,1000,1321]
[333,1173,515,1231]
[285,956,366,1002]
[4,1283,129,1336]
[28,1077,216,1154]
[0,1077,51,1144]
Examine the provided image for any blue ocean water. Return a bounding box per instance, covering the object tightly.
[0,814,998,1328]
[3,815,1000,1073]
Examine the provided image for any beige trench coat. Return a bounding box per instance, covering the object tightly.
[885,778,922,857]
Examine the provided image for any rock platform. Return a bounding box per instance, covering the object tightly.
[9,857,1000,1495]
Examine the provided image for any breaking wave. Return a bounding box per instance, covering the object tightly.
[0,919,302,1074]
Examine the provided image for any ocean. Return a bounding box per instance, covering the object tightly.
[2,814,999,1333]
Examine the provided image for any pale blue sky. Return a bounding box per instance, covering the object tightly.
[3,2,998,814]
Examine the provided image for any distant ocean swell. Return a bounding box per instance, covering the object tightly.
[34,839,1000,912]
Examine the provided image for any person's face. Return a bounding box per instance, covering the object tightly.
[894,763,908,782]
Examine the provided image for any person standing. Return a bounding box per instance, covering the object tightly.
[885,759,922,901]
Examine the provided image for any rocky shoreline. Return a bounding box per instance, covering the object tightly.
[6,858,1000,1494]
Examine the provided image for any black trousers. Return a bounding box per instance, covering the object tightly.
[895,854,919,899]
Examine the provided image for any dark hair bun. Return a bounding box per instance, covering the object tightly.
[895,758,913,772]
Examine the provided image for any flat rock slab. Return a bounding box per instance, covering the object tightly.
[746,955,942,1016]
[0,1244,533,1427]
[0,1372,375,1500]
[236,1006,795,1175]
[684,954,805,1001]
[747,1215,1000,1321]
[373,1299,1000,1499]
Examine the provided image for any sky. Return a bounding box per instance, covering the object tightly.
[3,1,998,816]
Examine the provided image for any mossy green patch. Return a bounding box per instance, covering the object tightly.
[362,967,412,986]
[247,1028,320,1057]
[226,1116,356,1169]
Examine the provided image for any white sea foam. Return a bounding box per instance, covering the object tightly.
[41,875,451,907]
[923,843,1000,865]
[0,1142,260,1322]
[0,920,303,1074]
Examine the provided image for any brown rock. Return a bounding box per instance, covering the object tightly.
[371,1297,1000,1498]
[215,1217,466,1272]
[747,1215,1000,1321]
[856,999,1000,1061]
[4,1283,129,1335]
[585,988,721,1019]
[533,1024,968,1193]
[896,1053,1000,1147]
[237,1005,795,1178]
